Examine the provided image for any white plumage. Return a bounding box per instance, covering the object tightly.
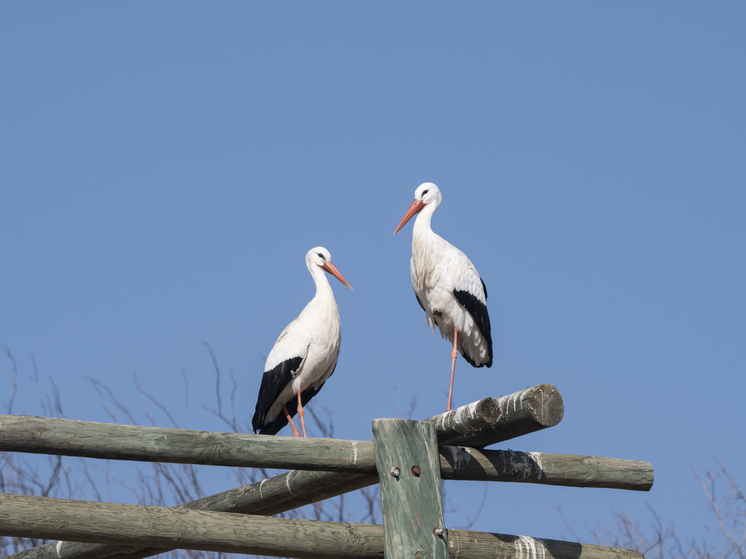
[394,183,493,410]
[252,247,352,437]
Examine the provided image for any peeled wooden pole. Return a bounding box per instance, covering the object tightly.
[0,397,496,472]
[442,449,654,491]
[0,409,652,490]
[425,397,500,443]
[0,414,375,473]
[446,384,564,448]
[0,493,642,559]
[0,386,562,468]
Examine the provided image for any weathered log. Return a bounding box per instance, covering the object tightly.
[0,409,651,490]
[373,419,447,559]
[0,493,642,559]
[449,529,642,559]
[441,448,654,491]
[0,414,375,473]
[425,397,500,443]
[446,384,564,448]
[0,387,561,468]
[8,470,378,559]
[0,395,496,473]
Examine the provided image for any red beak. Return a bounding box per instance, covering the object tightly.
[393,199,426,235]
[323,261,353,290]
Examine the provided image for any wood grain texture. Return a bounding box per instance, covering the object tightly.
[425,398,500,443]
[0,494,642,559]
[448,529,642,559]
[446,384,564,448]
[440,449,654,491]
[0,415,374,472]
[373,419,448,559]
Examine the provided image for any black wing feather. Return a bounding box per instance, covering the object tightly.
[252,356,303,434]
[453,288,493,368]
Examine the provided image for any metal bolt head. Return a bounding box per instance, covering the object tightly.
[390,466,401,478]
[411,465,421,477]
[433,527,445,539]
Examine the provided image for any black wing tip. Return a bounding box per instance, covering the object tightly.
[460,350,492,369]
[251,382,327,437]
[452,288,493,367]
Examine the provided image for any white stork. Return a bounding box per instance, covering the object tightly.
[394,182,493,411]
[252,247,352,437]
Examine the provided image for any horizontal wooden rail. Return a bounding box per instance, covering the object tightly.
[8,470,379,559]
[0,414,376,472]
[0,395,502,472]
[0,493,642,559]
[443,449,653,491]
[0,384,563,473]
[0,411,652,490]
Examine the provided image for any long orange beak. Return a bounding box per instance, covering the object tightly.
[323,261,353,290]
[393,199,425,235]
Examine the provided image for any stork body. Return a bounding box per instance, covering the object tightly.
[252,247,352,437]
[394,183,492,411]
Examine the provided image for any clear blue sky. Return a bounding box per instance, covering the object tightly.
[2,1,745,549]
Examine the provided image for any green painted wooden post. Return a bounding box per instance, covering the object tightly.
[372,419,448,559]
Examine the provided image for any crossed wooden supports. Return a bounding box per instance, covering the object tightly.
[0,384,653,559]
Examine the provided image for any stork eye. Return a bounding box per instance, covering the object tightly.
[317,253,326,261]
[421,189,429,196]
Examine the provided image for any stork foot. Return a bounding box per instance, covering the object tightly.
[282,404,301,437]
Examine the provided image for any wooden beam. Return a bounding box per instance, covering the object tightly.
[0,412,652,490]
[8,470,378,559]
[0,386,559,471]
[0,414,376,473]
[373,419,448,559]
[425,397,500,443]
[445,384,564,448]
[0,493,642,559]
[448,529,642,559]
[0,395,496,473]
[441,449,654,491]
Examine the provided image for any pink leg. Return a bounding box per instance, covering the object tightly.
[447,326,458,412]
[282,404,301,437]
[297,389,306,437]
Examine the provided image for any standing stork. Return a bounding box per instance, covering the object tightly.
[394,182,492,411]
[252,247,352,437]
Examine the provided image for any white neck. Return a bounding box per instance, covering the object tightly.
[309,264,335,301]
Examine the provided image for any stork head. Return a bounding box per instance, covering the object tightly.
[393,182,441,234]
[306,247,353,290]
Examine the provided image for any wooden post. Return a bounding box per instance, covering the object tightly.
[372,419,448,559]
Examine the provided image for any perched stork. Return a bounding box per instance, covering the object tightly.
[252,247,352,437]
[394,182,492,411]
